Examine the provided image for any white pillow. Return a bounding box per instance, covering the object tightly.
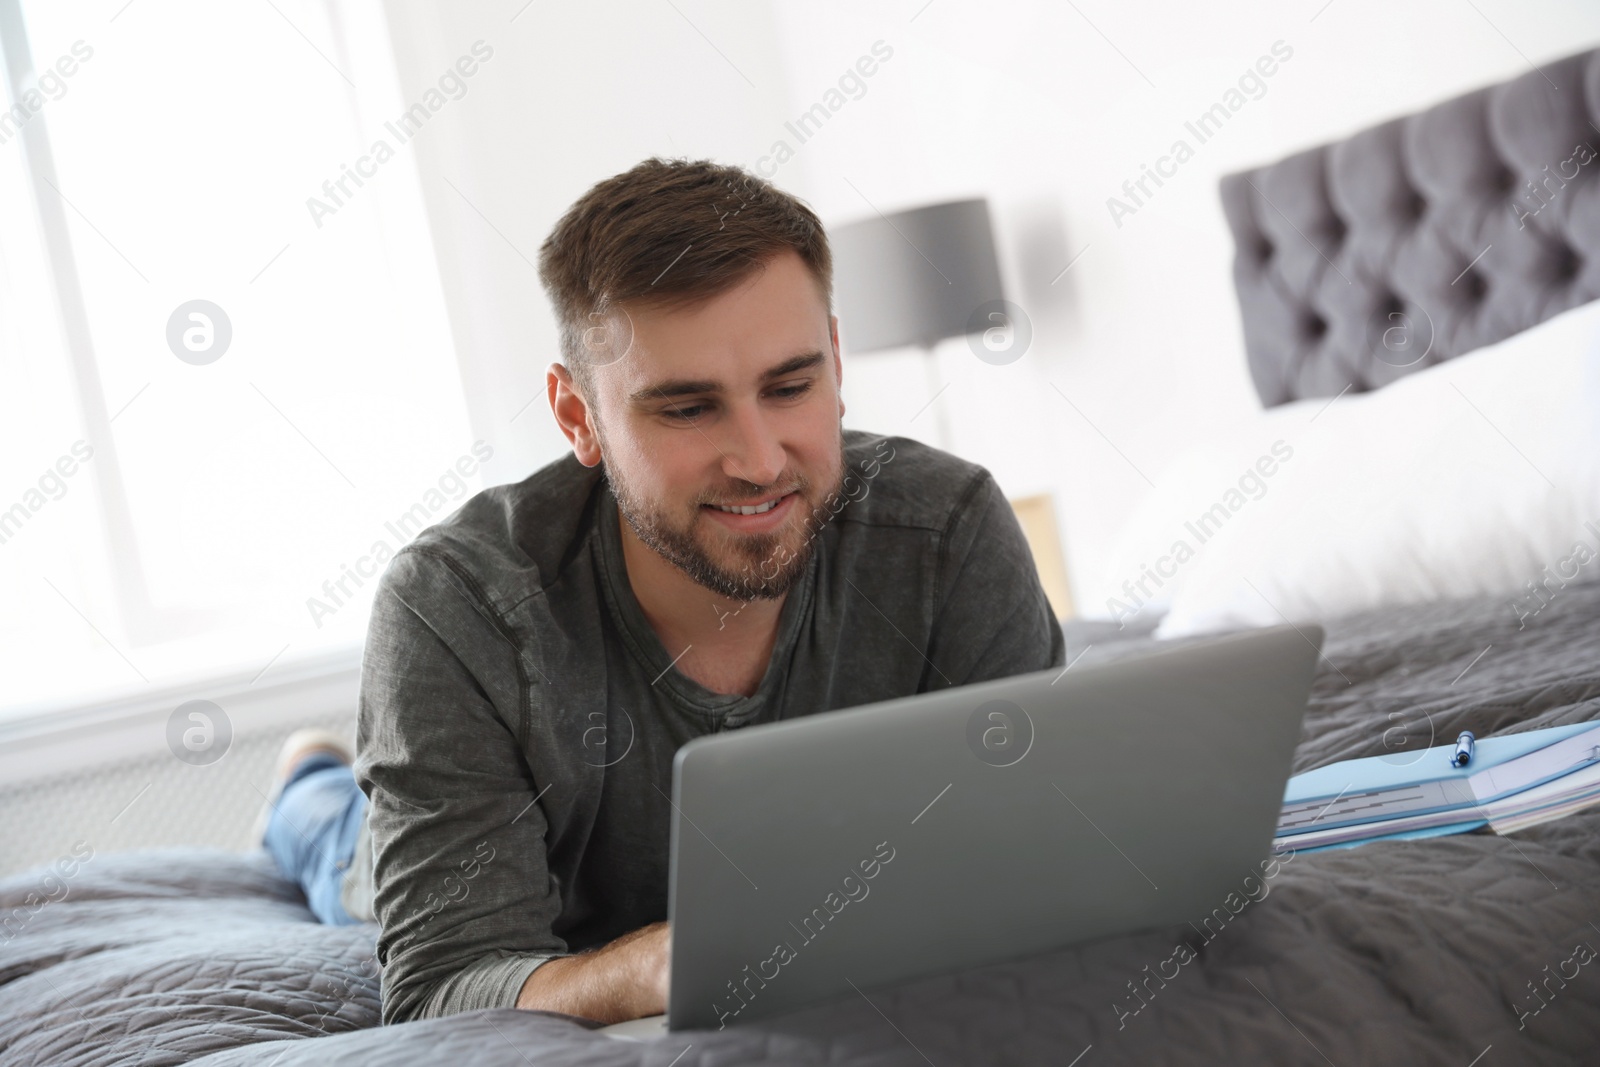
[1129,299,1600,638]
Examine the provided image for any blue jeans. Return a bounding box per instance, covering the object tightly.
[263,753,368,925]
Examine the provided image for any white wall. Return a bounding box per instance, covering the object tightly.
[383,0,1600,617]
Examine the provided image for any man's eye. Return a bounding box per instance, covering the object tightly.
[772,381,812,400]
[664,403,707,421]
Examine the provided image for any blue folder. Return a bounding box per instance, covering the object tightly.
[1279,721,1600,838]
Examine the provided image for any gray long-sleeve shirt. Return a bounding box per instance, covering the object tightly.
[353,430,1065,1025]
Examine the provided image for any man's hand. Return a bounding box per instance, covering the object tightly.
[515,921,671,1024]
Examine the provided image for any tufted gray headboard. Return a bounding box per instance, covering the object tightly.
[1221,47,1600,406]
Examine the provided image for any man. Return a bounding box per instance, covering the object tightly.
[262,157,1064,1028]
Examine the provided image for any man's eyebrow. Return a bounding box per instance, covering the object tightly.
[628,350,826,405]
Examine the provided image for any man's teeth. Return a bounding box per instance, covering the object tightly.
[714,497,782,515]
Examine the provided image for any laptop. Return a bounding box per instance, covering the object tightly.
[603,624,1322,1037]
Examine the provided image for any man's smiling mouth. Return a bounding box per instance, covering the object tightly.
[705,491,795,516]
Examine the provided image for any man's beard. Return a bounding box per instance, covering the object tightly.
[604,431,845,602]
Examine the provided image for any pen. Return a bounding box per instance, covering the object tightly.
[1452,731,1475,768]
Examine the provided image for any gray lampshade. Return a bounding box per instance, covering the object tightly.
[831,198,1006,353]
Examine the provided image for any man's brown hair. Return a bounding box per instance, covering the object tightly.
[538,158,833,398]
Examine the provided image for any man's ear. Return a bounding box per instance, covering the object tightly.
[548,362,603,467]
[829,315,845,420]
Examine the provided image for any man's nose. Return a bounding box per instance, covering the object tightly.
[719,402,786,488]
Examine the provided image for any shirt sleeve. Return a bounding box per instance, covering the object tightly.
[925,467,1067,686]
[354,546,570,1026]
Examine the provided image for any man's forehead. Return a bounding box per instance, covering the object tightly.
[583,249,831,400]
[601,317,830,400]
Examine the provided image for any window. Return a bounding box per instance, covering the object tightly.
[0,0,476,718]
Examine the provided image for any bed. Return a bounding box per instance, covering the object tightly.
[5,47,1600,1067]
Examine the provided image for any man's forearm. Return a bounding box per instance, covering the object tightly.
[515,921,669,1024]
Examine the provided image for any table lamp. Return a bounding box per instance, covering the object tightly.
[829,197,1007,448]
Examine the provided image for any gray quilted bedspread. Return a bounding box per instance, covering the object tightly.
[4,580,1598,1066]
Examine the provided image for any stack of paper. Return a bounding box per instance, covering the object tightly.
[1274,721,1600,852]
[1485,760,1600,834]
